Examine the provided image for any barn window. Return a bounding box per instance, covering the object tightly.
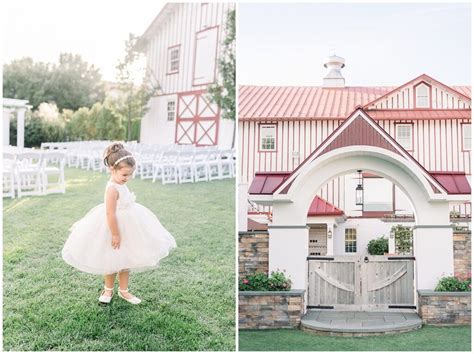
[463,123,471,150]
[396,124,413,151]
[345,229,357,253]
[260,124,276,151]
[167,100,176,121]
[415,83,430,108]
[167,46,180,74]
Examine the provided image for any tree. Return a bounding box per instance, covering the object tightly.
[3,54,105,111]
[114,33,158,141]
[207,9,236,147]
[49,53,105,111]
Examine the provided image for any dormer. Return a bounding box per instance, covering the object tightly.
[414,81,431,108]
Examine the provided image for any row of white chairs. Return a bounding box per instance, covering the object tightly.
[3,150,66,198]
[46,141,236,185]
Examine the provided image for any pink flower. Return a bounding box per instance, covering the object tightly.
[243,279,249,284]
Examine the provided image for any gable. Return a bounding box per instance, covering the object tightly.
[274,107,449,196]
[364,74,471,110]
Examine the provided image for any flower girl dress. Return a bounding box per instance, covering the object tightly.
[62,181,177,275]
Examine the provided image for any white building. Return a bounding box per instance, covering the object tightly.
[240,55,471,257]
[138,3,235,148]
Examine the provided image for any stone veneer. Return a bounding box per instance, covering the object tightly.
[418,290,471,325]
[453,231,471,278]
[238,232,269,278]
[239,290,305,329]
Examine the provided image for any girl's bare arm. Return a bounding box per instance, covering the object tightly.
[105,186,121,249]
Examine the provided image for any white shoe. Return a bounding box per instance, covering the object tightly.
[98,286,114,304]
[118,288,141,304]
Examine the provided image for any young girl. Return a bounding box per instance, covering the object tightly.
[62,143,177,304]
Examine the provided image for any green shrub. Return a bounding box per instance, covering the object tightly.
[367,236,388,255]
[392,224,413,255]
[435,276,471,292]
[239,271,292,291]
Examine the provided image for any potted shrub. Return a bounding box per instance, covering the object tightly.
[367,236,388,255]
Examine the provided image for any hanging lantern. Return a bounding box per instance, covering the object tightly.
[355,170,364,206]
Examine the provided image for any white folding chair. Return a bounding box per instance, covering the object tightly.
[41,151,66,194]
[207,150,222,181]
[177,150,195,184]
[15,152,44,197]
[193,150,210,182]
[3,153,16,198]
[160,150,179,185]
[220,149,234,179]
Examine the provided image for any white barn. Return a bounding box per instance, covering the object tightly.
[239,55,471,257]
[138,3,235,148]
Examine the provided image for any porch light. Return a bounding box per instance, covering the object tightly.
[327,229,332,239]
[355,170,364,206]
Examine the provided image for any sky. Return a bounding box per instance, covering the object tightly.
[2,0,164,82]
[238,3,471,86]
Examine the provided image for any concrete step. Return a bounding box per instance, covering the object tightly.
[301,310,422,336]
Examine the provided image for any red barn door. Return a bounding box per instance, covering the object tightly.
[175,90,220,146]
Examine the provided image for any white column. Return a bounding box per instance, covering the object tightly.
[268,225,309,290]
[16,108,27,148]
[413,226,454,289]
[3,108,12,146]
[238,184,248,232]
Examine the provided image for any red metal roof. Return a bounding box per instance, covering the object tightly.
[430,172,471,195]
[367,109,471,120]
[248,172,291,194]
[307,196,344,216]
[239,85,471,120]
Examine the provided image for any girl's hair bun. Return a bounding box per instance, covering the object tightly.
[103,142,135,169]
[110,143,124,153]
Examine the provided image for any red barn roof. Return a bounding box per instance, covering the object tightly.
[239,76,471,121]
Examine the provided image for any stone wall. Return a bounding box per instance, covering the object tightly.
[453,231,471,278]
[418,290,471,325]
[239,290,305,329]
[238,232,269,278]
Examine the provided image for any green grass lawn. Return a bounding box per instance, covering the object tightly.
[3,167,235,351]
[239,326,471,351]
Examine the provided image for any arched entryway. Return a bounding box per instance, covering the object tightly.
[249,108,469,311]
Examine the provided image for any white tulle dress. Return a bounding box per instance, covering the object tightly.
[62,181,177,275]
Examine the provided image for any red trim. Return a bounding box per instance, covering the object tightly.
[394,122,415,152]
[413,81,432,109]
[192,25,219,87]
[175,89,220,146]
[461,122,471,152]
[166,44,181,75]
[361,211,392,218]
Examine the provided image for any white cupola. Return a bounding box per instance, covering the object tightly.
[323,54,346,88]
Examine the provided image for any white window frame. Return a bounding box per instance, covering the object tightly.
[344,228,357,253]
[415,83,430,108]
[167,46,180,74]
[259,124,276,151]
[463,123,471,151]
[167,100,176,122]
[395,124,413,151]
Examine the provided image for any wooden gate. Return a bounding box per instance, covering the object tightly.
[307,256,415,310]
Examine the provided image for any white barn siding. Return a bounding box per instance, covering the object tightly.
[141,3,234,147]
